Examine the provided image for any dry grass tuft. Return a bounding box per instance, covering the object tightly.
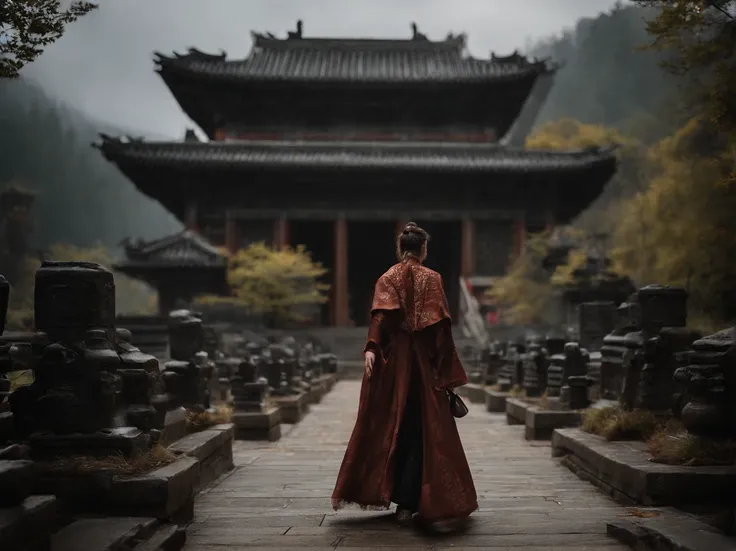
[538,391,549,410]
[648,426,736,466]
[509,384,524,397]
[186,405,233,433]
[46,444,176,476]
[581,406,662,441]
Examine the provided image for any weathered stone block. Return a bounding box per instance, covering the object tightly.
[455,383,486,405]
[34,261,115,342]
[233,407,281,441]
[0,495,58,551]
[485,389,508,413]
[552,428,736,506]
[274,393,309,424]
[505,398,529,425]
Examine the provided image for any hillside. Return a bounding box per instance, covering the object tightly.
[0,78,180,251]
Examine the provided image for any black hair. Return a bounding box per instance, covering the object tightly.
[396,221,430,261]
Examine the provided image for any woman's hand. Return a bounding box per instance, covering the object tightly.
[364,351,375,380]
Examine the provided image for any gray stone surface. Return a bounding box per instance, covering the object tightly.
[505,397,530,425]
[184,381,631,550]
[552,428,736,506]
[0,495,57,551]
[484,388,508,412]
[51,517,158,551]
[607,507,736,551]
[274,393,310,424]
[457,383,487,405]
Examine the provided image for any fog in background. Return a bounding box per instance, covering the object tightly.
[23,0,626,138]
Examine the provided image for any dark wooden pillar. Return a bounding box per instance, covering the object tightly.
[273,216,289,249]
[333,215,350,327]
[460,218,475,278]
[184,202,198,232]
[513,215,526,258]
[225,211,239,255]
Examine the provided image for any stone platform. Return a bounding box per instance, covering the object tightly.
[552,428,736,506]
[456,383,487,404]
[33,424,235,522]
[274,393,310,424]
[484,388,509,412]
[232,407,281,441]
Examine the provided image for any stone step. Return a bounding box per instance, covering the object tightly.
[607,508,736,551]
[0,495,58,551]
[51,517,158,551]
[135,523,186,551]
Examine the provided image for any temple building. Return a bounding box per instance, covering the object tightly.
[98,21,618,326]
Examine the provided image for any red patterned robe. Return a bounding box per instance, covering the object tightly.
[332,258,478,522]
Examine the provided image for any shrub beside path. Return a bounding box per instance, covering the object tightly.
[185,381,632,549]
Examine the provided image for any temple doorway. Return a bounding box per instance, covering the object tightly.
[414,219,462,320]
[290,220,334,325]
[347,221,397,326]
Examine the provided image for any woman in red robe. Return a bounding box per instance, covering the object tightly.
[332,222,477,530]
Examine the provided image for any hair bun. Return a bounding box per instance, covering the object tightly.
[402,222,419,235]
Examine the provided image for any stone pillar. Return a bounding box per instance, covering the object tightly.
[333,216,350,327]
[273,216,289,249]
[184,202,198,232]
[460,218,475,278]
[225,211,239,255]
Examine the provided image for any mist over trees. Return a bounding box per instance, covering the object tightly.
[0,78,180,251]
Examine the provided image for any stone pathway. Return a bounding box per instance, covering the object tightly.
[186,381,632,549]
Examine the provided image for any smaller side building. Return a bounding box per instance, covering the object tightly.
[114,230,228,315]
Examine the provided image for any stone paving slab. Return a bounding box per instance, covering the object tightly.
[184,381,632,549]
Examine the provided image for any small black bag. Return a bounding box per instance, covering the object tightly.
[446,389,469,418]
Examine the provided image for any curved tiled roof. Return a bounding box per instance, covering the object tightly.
[154,28,552,84]
[116,230,226,269]
[97,137,617,174]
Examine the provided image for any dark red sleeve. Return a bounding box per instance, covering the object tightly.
[434,319,468,390]
[364,311,385,355]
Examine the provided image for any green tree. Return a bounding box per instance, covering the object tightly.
[197,243,329,328]
[1,1,97,78]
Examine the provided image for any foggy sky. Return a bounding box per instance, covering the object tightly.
[22,0,627,138]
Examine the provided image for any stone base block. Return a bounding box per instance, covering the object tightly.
[505,398,529,425]
[524,408,581,441]
[456,383,486,405]
[607,507,736,551]
[274,393,309,424]
[485,389,508,413]
[34,454,199,522]
[306,384,324,405]
[0,495,58,551]
[51,516,186,551]
[324,373,338,392]
[29,427,151,459]
[169,423,234,491]
[552,428,736,506]
[162,407,188,445]
[233,407,281,442]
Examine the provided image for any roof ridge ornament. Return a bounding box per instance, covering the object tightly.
[288,20,303,39]
[411,22,428,41]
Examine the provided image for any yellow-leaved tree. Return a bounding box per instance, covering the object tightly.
[197,242,329,327]
[611,117,736,328]
[487,232,555,326]
[526,118,649,236]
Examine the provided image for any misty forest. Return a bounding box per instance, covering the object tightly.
[1,2,735,329]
